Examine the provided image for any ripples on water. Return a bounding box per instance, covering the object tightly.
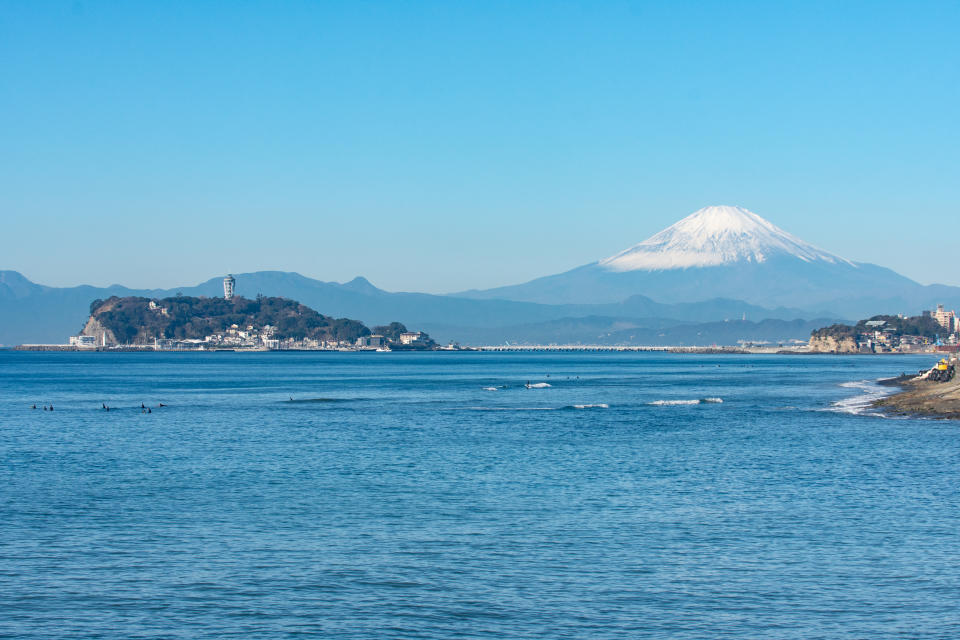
[1,351,958,639]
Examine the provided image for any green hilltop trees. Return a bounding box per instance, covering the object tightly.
[372,322,408,342]
[87,295,371,344]
[811,313,944,342]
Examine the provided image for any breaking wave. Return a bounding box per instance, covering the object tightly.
[829,380,896,417]
[465,407,557,411]
[648,397,723,406]
[525,382,551,389]
[464,403,609,411]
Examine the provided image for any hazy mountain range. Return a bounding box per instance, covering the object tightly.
[3,205,959,346]
[0,269,819,346]
[459,206,954,317]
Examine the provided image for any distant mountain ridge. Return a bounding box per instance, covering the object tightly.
[431,315,837,347]
[6,205,960,346]
[1,269,822,346]
[459,205,946,311]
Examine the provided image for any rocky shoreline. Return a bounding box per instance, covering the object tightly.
[872,363,960,419]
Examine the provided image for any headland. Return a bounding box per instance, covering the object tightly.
[873,357,960,418]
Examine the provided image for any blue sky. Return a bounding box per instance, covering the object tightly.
[1,1,957,292]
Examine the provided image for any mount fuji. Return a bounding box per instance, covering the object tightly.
[599,205,851,271]
[4,206,960,345]
[460,205,946,316]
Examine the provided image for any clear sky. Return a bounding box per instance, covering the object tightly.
[1,1,957,292]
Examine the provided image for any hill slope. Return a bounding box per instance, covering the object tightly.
[0,270,816,345]
[601,205,850,270]
[84,295,370,345]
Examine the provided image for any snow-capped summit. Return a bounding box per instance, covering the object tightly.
[599,205,852,271]
[459,203,919,310]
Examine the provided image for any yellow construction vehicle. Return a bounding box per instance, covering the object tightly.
[930,358,955,382]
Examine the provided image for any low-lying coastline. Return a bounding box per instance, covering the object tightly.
[873,360,960,419]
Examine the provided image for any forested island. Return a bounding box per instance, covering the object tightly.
[78,295,437,350]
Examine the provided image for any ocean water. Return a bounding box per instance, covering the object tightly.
[1,351,958,639]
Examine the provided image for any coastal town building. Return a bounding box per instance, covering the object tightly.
[356,335,386,349]
[68,335,97,348]
[929,304,956,331]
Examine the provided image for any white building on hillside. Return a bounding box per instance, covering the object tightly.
[399,331,425,345]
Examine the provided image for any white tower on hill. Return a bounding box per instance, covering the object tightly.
[223,274,235,300]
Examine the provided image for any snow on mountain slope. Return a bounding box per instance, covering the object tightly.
[456,204,926,308]
[599,205,854,271]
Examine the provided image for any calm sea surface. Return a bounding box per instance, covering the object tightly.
[1,351,958,639]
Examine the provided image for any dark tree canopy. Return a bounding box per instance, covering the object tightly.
[372,322,408,341]
[89,295,371,344]
[812,314,944,340]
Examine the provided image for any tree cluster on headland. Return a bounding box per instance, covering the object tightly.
[372,322,409,342]
[812,314,942,342]
[809,313,946,353]
[86,295,372,344]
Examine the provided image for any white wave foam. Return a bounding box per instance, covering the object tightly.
[829,380,896,417]
[466,407,557,411]
[571,403,609,409]
[525,382,551,389]
[648,397,723,406]
[482,387,498,391]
